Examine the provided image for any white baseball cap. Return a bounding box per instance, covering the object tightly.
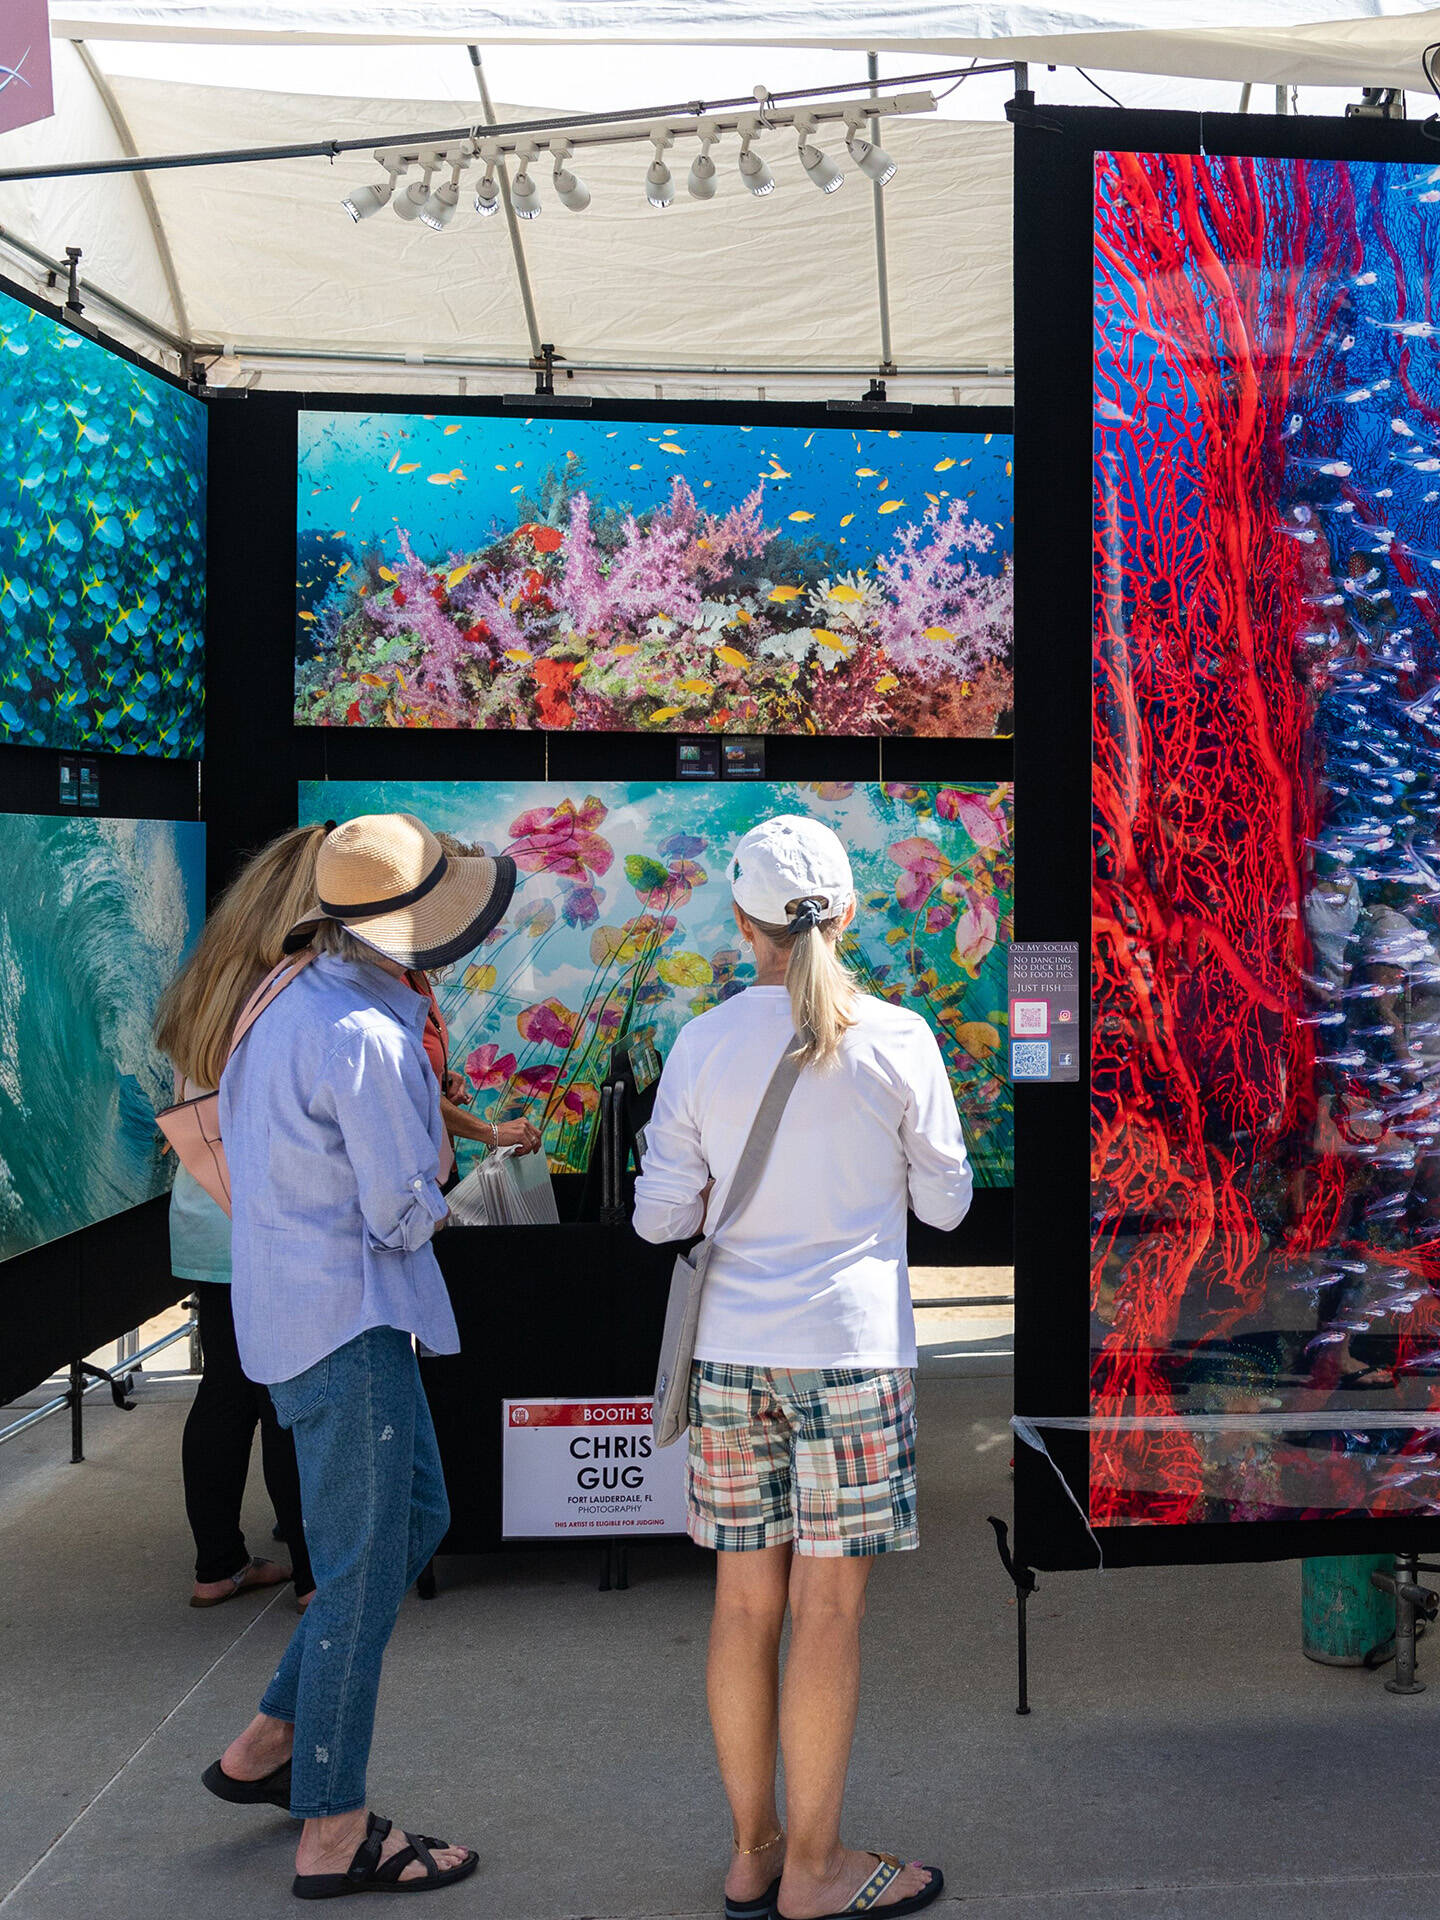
[727,814,855,927]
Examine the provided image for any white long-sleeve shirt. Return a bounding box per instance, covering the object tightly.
[632,985,973,1369]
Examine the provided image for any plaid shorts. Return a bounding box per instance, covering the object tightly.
[686,1362,918,1557]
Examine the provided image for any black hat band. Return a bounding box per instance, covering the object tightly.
[319,849,450,921]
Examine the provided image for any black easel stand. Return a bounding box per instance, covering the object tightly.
[599,1543,630,1592]
[67,1357,136,1463]
[988,1516,1037,1715]
[1372,1552,1440,1695]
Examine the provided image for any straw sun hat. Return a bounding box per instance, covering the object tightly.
[285,813,516,968]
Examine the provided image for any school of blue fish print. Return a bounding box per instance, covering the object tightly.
[0,287,207,758]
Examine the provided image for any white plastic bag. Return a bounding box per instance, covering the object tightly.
[447,1145,559,1227]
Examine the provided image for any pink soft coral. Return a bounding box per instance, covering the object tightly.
[874,499,1012,682]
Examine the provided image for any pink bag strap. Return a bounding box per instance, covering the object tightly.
[225,951,317,1068]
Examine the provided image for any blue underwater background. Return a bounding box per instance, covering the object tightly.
[0,814,205,1263]
[0,288,207,758]
[297,412,1013,579]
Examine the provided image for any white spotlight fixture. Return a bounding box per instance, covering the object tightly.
[550,140,590,212]
[420,164,463,231]
[343,173,395,222]
[736,114,775,197]
[843,110,897,185]
[688,119,719,200]
[393,172,433,221]
[511,147,542,220]
[474,165,500,217]
[646,127,675,210]
[795,115,843,194]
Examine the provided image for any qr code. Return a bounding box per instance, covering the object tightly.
[1012,999,1049,1037]
[1011,1040,1051,1080]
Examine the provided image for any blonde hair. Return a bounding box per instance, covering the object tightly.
[153,824,329,1090]
[746,898,860,1067]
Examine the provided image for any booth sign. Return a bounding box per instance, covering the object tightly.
[501,1398,687,1539]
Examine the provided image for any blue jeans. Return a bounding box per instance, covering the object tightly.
[260,1327,449,1819]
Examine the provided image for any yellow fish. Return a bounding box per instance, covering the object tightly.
[337,561,351,577]
[934,457,956,471]
[629,464,643,471]
[855,467,878,477]
[877,478,889,491]
[504,649,531,664]
[444,423,463,435]
[696,538,711,549]
[804,432,815,447]
[358,672,387,687]
[923,626,953,641]
[828,583,863,603]
[510,485,524,494]
[612,644,640,657]
[788,511,814,522]
[427,472,456,485]
[659,443,686,454]
[677,678,714,694]
[875,674,899,692]
[877,500,904,514]
[350,497,361,514]
[925,492,940,503]
[1006,461,1013,476]
[812,630,848,652]
[388,453,400,472]
[297,610,315,623]
[768,585,803,603]
[840,512,854,527]
[446,563,473,589]
[888,430,902,439]
[961,458,972,466]
[649,706,684,723]
[984,433,993,444]
[715,646,749,667]
[495,463,508,470]
[379,565,397,582]
[733,608,753,626]
[397,463,419,474]
[765,463,791,480]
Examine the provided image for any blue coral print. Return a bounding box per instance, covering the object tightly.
[0,288,206,757]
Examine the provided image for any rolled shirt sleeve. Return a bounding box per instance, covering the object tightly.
[322,1025,449,1254]
[901,1024,974,1231]
[633,1037,709,1245]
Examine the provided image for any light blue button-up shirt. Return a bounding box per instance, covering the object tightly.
[219,950,458,1386]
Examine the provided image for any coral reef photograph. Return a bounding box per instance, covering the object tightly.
[0,287,207,758]
[294,412,1012,736]
[301,779,1014,1185]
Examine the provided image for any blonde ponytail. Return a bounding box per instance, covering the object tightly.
[748,897,860,1067]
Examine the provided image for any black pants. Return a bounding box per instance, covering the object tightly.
[182,1281,313,1592]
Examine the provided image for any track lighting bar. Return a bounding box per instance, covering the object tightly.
[344,91,933,225]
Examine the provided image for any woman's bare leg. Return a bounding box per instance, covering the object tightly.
[776,1555,931,1917]
[708,1542,792,1903]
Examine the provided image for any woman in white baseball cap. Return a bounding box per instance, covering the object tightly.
[634,813,972,1920]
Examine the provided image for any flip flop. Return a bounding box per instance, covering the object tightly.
[191,1557,292,1608]
[726,1876,782,1919]
[292,1812,479,1900]
[777,1854,943,1919]
[201,1756,293,1812]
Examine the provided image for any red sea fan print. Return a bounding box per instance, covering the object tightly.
[1091,149,1440,1527]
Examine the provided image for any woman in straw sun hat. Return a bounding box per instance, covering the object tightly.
[635,814,971,1920]
[203,813,514,1900]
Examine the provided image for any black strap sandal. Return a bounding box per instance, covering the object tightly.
[725,1875,782,1919]
[292,1812,479,1900]
[201,1756,293,1812]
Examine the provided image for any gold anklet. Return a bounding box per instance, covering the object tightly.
[733,1831,784,1856]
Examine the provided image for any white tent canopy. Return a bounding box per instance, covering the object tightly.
[4,5,1440,397]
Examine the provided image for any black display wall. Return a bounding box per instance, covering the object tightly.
[206,390,1015,1265]
[1014,105,1440,1571]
